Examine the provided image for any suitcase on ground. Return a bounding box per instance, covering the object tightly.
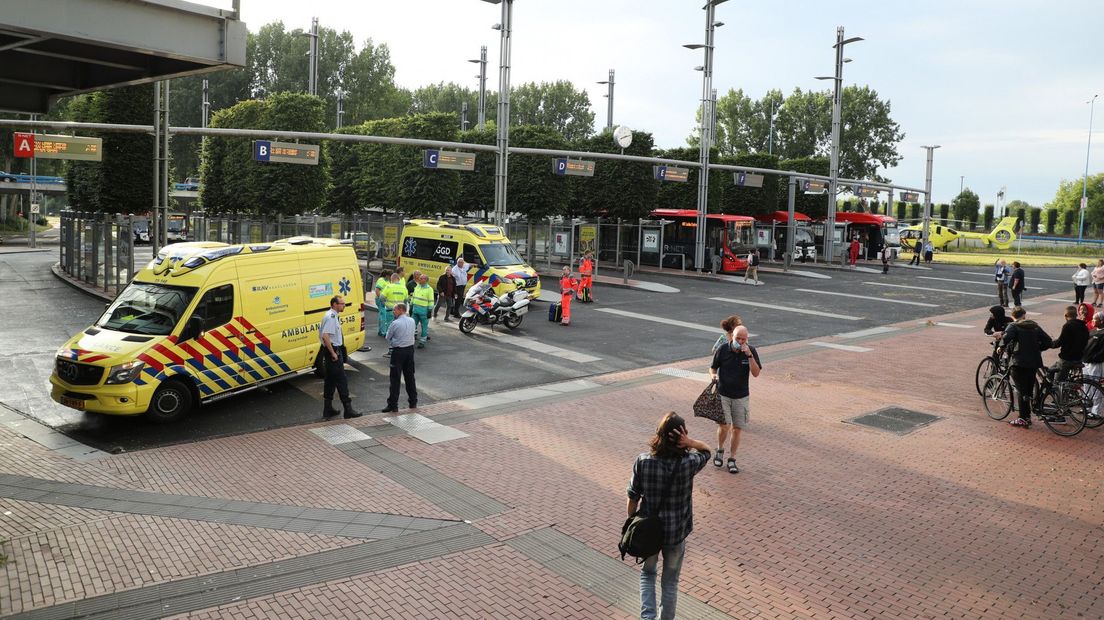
[548,302,563,323]
[579,287,591,303]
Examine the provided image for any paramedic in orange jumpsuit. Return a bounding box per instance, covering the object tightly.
[579,251,595,302]
[560,266,578,326]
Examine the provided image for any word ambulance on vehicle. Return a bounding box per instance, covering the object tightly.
[397,219,541,298]
[50,238,365,422]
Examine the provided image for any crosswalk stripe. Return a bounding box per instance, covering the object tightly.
[863,282,993,298]
[470,329,602,363]
[709,297,863,321]
[810,342,872,353]
[795,288,938,307]
[921,322,974,329]
[961,271,1072,284]
[918,276,995,286]
[595,308,720,333]
[836,326,900,339]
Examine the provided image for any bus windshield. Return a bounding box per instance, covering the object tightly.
[479,243,524,267]
[97,282,198,335]
[727,222,755,253]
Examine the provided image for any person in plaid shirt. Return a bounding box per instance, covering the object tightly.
[626,412,711,620]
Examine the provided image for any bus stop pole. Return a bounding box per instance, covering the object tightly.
[786,177,797,272]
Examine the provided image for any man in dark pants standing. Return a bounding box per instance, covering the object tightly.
[1001,306,1052,427]
[1010,261,1026,307]
[382,303,418,412]
[320,295,361,419]
[908,239,922,265]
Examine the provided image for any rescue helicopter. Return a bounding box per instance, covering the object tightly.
[898,216,1019,251]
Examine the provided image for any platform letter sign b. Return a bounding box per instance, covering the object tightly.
[253,140,271,162]
[14,132,34,158]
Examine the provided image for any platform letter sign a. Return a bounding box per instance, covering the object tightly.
[14,133,34,158]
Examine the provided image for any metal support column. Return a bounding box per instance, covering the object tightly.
[786,177,797,271]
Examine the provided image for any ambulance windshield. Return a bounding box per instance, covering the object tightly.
[479,243,524,267]
[98,282,198,335]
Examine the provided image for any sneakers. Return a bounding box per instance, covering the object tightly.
[1009,418,1031,427]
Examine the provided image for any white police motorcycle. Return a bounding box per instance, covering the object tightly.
[458,279,530,334]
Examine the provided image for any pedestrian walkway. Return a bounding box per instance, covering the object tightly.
[1,296,1101,619]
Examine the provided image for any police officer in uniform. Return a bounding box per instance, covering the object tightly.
[320,295,361,419]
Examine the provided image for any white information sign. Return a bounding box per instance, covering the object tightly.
[643,229,660,252]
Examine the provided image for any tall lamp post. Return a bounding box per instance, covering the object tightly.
[767,94,778,155]
[921,145,941,250]
[597,69,615,130]
[1079,94,1098,241]
[468,46,488,129]
[815,26,862,264]
[684,0,727,272]
[482,0,512,226]
[336,89,345,129]
[306,17,319,96]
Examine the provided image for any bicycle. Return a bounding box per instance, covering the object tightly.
[975,338,1010,396]
[981,364,1096,436]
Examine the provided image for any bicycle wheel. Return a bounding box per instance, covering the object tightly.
[982,375,1013,421]
[1083,379,1104,429]
[1039,381,1088,437]
[975,357,997,396]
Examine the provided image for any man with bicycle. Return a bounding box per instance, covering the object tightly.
[1048,305,1089,384]
[1001,306,1053,428]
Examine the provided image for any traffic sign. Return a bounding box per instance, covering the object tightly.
[423,149,476,171]
[733,172,764,188]
[653,165,689,182]
[14,133,102,161]
[30,203,40,215]
[553,158,596,177]
[253,140,319,165]
[1082,196,1089,210]
[802,180,828,194]
[900,191,920,202]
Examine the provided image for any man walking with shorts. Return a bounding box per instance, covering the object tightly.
[709,323,761,473]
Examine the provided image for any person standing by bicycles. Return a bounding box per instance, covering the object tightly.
[1001,306,1053,428]
[1049,305,1089,383]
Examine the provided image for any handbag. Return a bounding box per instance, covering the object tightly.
[619,462,671,563]
[692,380,725,424]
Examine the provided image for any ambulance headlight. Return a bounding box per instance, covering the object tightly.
[105,361,145,384]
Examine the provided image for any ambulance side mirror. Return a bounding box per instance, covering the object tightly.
[181,316,205,341]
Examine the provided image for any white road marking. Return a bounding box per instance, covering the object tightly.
[836,326,900,339]
[918,276,994,286]
[454,379,600,409]
[863,282,993,298]
[1047,298,1077,303]
[656,367,713,382]
[759,267,832,279]
[962,271,1074,284]
[595,308,722,333]
[709,297,863,321]
[384,413,469,444]
[923,322,974,329]
[472,329,602,363]
[795,288,938,308]
[810,342,872,353]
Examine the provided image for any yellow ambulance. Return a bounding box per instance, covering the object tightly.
[397,220,541,297]
[50,237,365,422]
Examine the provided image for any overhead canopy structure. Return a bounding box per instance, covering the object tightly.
[0,0,247,114]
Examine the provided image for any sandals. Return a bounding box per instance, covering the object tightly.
[1009,418,1031,428]
[727,459,739,474]
[713,450,724,468]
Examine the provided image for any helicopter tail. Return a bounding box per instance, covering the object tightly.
[984,217,1019,250]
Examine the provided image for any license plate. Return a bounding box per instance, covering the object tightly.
[60,396,86,411]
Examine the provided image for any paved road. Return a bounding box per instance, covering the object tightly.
[0,249,1079,452]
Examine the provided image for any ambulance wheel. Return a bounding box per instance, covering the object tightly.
[146,380,193,424]
[458,316,476,334]
[503,314,523,330]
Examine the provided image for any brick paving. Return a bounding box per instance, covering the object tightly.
[1,295,1102,618]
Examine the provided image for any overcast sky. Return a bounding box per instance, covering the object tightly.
[226,0,1103,207]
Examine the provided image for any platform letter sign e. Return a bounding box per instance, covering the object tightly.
[14,132,34,158]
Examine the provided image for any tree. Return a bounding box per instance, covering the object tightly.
[572,129,658,221]
[199,93,328,216]
[510,81,595,142]
[506,125,571,220]
[1044,208,1058,234]
[718,153,781,217]
[778,156,830,218]
[1046,174,1104,237]
[708,86,903,183]
[951,189,980,229]
[983,204,994,230]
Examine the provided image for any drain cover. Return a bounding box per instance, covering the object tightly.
[846,407,942,435]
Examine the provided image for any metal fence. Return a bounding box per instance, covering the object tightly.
[58,210,136,298]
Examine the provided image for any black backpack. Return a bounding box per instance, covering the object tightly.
[619,462,671,563]
[750,253,760,267]
[1083,332,1104,364]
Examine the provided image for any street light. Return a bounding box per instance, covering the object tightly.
[597,69,615,130]
[467,46,488,129]
[814,26,863,264]
[298,17,319,96]
[336,89,344,129]
[1079,94,1098,241]
[684,0,727,272]
[921,145,941,250]
[480,0,513,226]
[767,94,779,155]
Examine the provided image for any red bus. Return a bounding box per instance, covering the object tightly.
[816,212,900,259]
[649,209,756,272]
[753,211,817,261]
